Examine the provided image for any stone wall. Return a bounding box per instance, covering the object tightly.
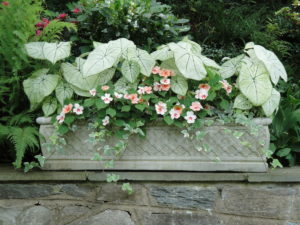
[1,168,300,225]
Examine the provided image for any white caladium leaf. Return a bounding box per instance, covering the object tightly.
[55,81,74,105]
[93,41,102,48]
[82,43,121,77]
[151,45,173,61]
[42,97,57,116]
[160,59,182,76]
[238,57,272,106]
[170,43,206,80]
[121,60,140,83]
[108,38,136,58]
[25,42,46,60]
[181,37,202,55]
[171,75,188,96]
[70,85,91,97]
[114,77,138,94]
[23,69,59,107]
[233,94,253,110]
[219,54,244,79]
[200,56,220,70]
[62,62,115,91]
[262,88,281,117]
[127,47,155,77]
[43,42,71,64]
[253,45,287,84]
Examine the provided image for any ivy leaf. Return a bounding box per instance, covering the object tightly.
[233,94,253,110]
[106,173,120,182]
[121,60,140,83]
[106,108,116,117]
[42,97,57,116]
[171,75,188,96]
[55,81,73,105]
[34,155,46,167]
[23,69,59,108]
[262,88,281,117]
[82,43,121,77]
[122,183,134,195]
[127,47,155,76]
[238,57,272,106]
[91,153,102,161]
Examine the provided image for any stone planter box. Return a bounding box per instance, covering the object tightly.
[37,117,271,172]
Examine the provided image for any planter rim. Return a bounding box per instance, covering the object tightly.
[36,116,272,126]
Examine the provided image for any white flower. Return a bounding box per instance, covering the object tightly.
[73,103,84,115]
[155,101,167,115]
[102,116,110,126]
[184,111,197,124]
[169,108,181,120]
[160,78,170,85]
[101,93,113,104]
[56,113,65,124]
[89,88,97,96]
[220,80,232,94]
[195,89,208,100]
[114,92,123,99]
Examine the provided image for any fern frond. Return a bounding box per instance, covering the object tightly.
[8,114,34,126]
[8,126,40,168]
[36,20,77,42]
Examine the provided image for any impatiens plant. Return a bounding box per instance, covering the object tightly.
[23,37,287,183]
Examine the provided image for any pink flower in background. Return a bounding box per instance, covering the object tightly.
[57,13,67,20]
[160,78,170,85]
[159,69,172,78]
[101,85,110,91]
[151,66,161,74]
[153,82,162,91]
[73,103,84,115]
[73,8,81,13]
[155,102,167,115]
[127,94,140,104]
[161,84,171,91]
[195,89,208,100]
[138,86,152,95]
[56,113,65,124]
[102,116,110,126]
[220,80,232,94]
[1,1,9,6]
[35,22,44,28]
[184,111,197,124]
[89,88,97,96]
[114,92,123,99]
[42,18,50,24]
[190,101,203,111]
[62,104,73,114]
[101,93,113,104]
[198,84,211,91]
[35,30,42,36]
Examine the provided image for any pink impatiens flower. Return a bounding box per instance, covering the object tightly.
[62,104,73,114]
[159,69,172,78]
[161,84,171,91]
[114,92,123,99]
[220,80,232,94]
[56,113,65,124]
[89,88,97,96]
[160,78,170,85]
[198,83,211,91]
[195,89,208,100]
[128,94,140,104]
[101,93,113,104]
[190,101,203,111]
[102,116,110,126]
[155,101,167,115]
[169,108,181,120]
[73,8,81,13]
[153,82,162,92]
[101,85,110,91]
[138,86,152,95]
[73,103,84,115]
[184,111,197,124]
[151,66,161,74]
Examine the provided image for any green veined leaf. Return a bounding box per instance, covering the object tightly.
[262,88,281,117]
[121,60,140,83]
[253,45,287,84]
[43,42,71,64]
[219,54,244,79]
[127,47,155,77]
[23,69,59,108]
[238,57,272,106]
[169,42,206,80]
[55,81,74,105]
[233,94,253,110]
[82,43,121,77]
[42,97,57,116]
[171,75,188,96]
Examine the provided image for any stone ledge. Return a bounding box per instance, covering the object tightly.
[0,165,300,182]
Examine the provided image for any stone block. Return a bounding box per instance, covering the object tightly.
[17,206,55,225]
[216,185,296,219]
[69,209,136,225]
[97,184,149,205]
[0,184,55,199]
[0,207,22,225]
[149,185,218,210]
